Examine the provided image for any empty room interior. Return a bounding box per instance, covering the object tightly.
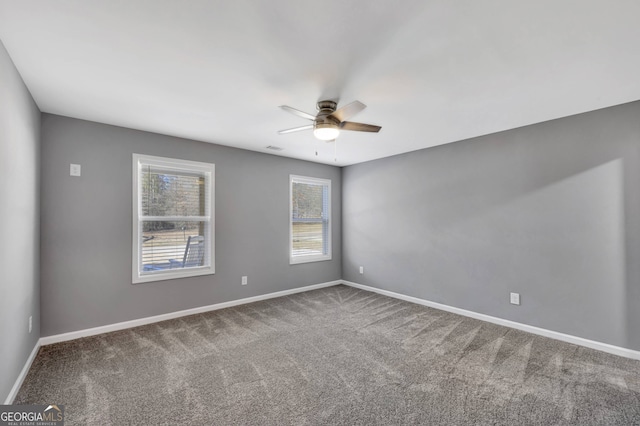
[2,1,640,424]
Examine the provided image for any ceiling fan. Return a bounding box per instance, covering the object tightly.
[278,100,381,141]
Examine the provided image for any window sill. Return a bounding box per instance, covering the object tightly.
[132,266,215,284]
[290,255,332,265]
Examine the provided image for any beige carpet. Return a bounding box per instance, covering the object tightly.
[16,285,640,424]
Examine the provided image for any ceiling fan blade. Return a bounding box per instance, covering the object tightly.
[279,105,316,121]
[330,101,366,122]
[278,124,314,134]
[340,121,381,133]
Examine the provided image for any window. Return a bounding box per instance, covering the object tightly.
[290,175,331,264]
[132,154,214,283]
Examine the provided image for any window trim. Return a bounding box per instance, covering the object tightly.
[132,153,215,284]
[289,174,332,265]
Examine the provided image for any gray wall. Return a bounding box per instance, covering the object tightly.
[40,114,341,336]
[343,101,640,351]
[0,40,41,401]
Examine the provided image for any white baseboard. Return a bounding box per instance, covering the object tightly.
[4,340,40,404]
[15,277,638,404]
[40,280,341,346]
[341,280,640,361]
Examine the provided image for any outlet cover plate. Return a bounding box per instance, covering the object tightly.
[510,292,520,305]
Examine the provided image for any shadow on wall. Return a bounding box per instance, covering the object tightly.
[343,103,640,350]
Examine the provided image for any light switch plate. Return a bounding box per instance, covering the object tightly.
[70,164,81,176]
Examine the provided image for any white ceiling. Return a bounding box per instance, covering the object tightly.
[1,1,639,166]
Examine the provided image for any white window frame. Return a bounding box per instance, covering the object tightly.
[290,175,332,264]
[132,154,215,283]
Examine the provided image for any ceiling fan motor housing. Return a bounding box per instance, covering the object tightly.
[315,100,340,129]
[316,100,337,113]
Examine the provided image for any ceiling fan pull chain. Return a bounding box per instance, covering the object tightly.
[334,138,338,162]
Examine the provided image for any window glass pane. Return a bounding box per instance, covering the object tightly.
[141,168,206,217]
[141,221,207,272]
[292,221,325,256]
[291,179,329,259]
[292,182,324,219]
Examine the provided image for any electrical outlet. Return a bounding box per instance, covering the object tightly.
[510,292,520,305]
[241,276,248,285]
[359,266,364,274]
[29,316,32,333]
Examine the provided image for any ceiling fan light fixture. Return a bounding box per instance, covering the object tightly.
[313,123,340,141]
[279,100,380,141]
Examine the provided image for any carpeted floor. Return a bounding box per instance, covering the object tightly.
[16,285,640,425]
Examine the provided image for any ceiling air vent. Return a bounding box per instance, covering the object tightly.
[265,145,284,151]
